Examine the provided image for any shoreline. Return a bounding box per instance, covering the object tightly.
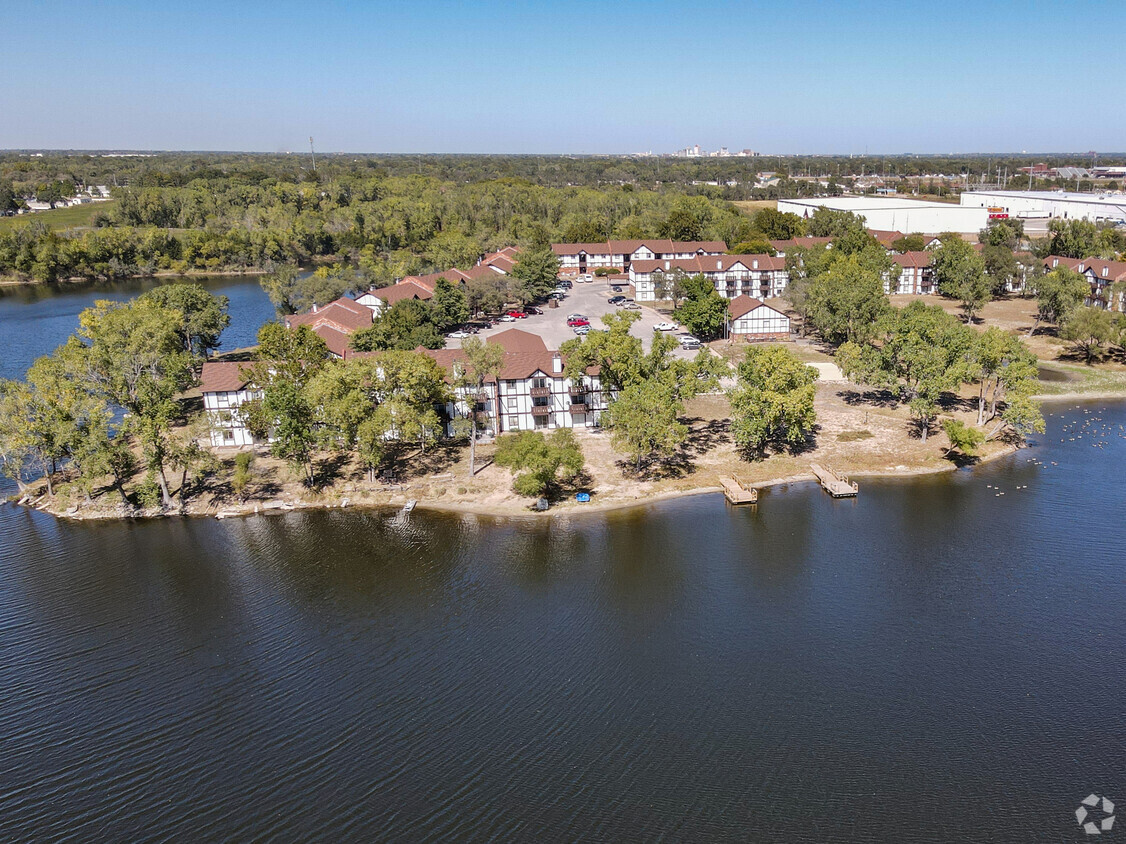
[18,438,1025,524]
[0,268,268,288]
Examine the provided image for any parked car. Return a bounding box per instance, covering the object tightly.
[580,274,593,282]
[573,325,591,335]
[678,334,702,349]
[623,301,641,310]
[567,317,590,327]
[497,314,516,322]
[558,280,573,289]
[446,330,471,339]
[506,310,528,319]
[608,295,626,304]
[526,306,543,315]
[610,285,624,293]
[567,313,587,321]
[654,321,678,331]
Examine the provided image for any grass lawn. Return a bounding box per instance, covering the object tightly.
[0,201,117,232]
[732,200,776,216]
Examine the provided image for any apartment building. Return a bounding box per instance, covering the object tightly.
[629,255,789,301]
[1044,255,1126,311]
[888,251,936,295]
[552,239,726,274]
[283,296,375,358]
[200,362,262,447]
[423,329,608,435]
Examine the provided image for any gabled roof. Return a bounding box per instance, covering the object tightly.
[488,328,548,354]
[552,239,727,257]
[372,280,434,304]
[892,251,933,269]
[728,295,765,319]
[631,254,787,275]
[200,361,251,394]
[285,298,374,333]
[869,229,906,247]
[1043,255,1084,271]
[1077,257,1126,282]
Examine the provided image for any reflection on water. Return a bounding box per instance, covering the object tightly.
[0,398,1124,840]
[0,275,274,380]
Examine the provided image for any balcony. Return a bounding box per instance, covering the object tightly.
[530,386,552,398]
[568,384,586,395]
[568,402,587,414]
[531,405,551,417]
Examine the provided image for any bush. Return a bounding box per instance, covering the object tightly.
[494,429,584,498]
[593,267,618,277]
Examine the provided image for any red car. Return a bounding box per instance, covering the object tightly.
[566,317,590,327]
[506,310,528,319]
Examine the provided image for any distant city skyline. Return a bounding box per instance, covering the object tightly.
[2,0,1124,154]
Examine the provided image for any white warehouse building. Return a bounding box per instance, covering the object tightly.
[959,191,1126,224]
[778,196,989,234]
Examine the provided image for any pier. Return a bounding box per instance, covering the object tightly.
[721,477,759,505]
[810,464,858,498]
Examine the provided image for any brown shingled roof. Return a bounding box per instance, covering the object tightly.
[727,294,766,320]
[200,361,251,394]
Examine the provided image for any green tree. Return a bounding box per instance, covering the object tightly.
[673,274,728,340]
[806,254,889,345]
[243,323,329,484]
[806,207,867,238]
[430,277,469,331]
[352,299,444,351]
[1061,306,1117,363]
[837,301,973,443]
[729,345,817,457]
[1029,267,1089,336]
[78,298,195,506]
[890,234,926,253]
[231,452,254,501]
[751,207,805,240]
[494,429,584,498]
[1046,218,1099,259]
[259,263,352,316]
[454,336,505,477]
[942,418,985,458]
[931,237,991,322]
[604,380,687,473]
[967,327,1038,426]
[653,269,690,307]
[510,246,560,304]
[141,283,230,358]
[982,244,1019,295]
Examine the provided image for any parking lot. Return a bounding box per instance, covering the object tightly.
[446,278,698,358]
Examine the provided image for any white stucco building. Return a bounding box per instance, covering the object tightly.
[728,296,791,340]
[200,362,262,447]
[630,255,789,301]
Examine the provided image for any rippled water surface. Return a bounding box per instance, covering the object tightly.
[0,275,274,381]
[1,401,1124,841]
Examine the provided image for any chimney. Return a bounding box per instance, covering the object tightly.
[552,353,562,374]
[312,303,318,313]
[665,260,670,270]
[753,259,758,269]
[716,259,722,270]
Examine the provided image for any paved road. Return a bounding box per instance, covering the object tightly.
[446,278,696,357]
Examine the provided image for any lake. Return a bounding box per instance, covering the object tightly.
[0,275,275,381]
[0,399,1124,841]
[0,280,1123,840]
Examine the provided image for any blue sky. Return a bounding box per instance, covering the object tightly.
[2,0,1122,154]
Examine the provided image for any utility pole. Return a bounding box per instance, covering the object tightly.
[309,136,316,173]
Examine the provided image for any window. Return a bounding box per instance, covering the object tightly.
[532,377,547,390]
[508,415,519,430]
[534,414,550,429]
[223,430,234,443]
[507,397,517,410]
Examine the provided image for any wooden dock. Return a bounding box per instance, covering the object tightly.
[721,477,759,505]
[810,463,859,498]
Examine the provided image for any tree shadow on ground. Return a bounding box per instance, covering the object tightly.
[943,450,981,468]
[837,388,900,408]
[384,439,462,482]
[937,393,978,414]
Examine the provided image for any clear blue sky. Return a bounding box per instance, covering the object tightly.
[2,0,1122,154]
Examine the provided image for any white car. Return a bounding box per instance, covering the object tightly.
[573,325,591,335]
[623,302,641,310]
[654,322,678,332]
[497,314,516,322]
[567,313,587,321]
[446,330,471,339]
